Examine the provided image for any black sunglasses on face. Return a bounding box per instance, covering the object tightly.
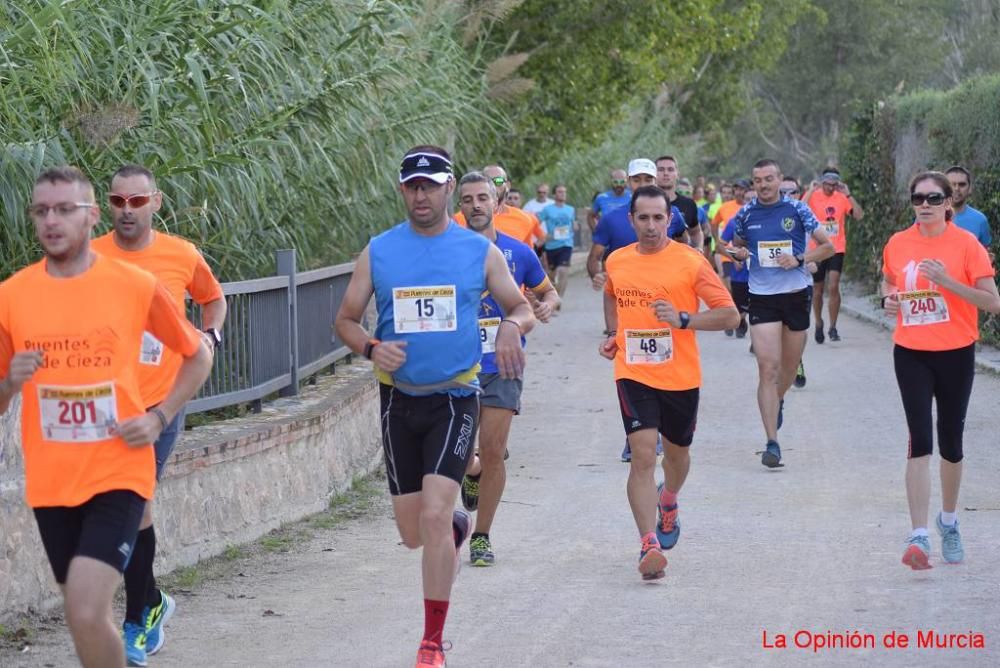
[910,192,946,206]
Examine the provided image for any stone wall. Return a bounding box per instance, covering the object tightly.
[0,361,381,620]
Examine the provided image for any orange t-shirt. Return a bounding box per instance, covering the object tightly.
[605,242,735,390]
[454,206,544,246]
[713,200,742,264]
[807,190,852,253]
[882,223,995,351]
[0,255,203,507]
[92,231,223,406]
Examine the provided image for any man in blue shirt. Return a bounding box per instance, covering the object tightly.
[946,166,993,251]
[588,169,631,232]
[539,184,577,297]
[731,159,834,469]
[455,170,559,569]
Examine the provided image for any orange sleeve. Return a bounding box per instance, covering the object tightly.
[694,260,736,309]
[147,281,202,358]
[966,238,996,282]
[188,250,224,305]
[453,211,467,228]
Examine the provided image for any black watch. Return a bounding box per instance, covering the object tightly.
[679,311,691,330]
[795,254,805,267]
[203,328,222,349]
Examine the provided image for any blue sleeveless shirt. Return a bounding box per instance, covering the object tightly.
[370,220,489,395]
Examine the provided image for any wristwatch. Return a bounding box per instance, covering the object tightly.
[679,311,691,330]
[203,328,222,349]
[363,339,380,360]
[795,254,805,267]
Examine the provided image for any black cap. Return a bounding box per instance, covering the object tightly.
[399,151,454,184]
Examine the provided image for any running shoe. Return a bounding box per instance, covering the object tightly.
[621,441,631,463]
[761,440,782,468]
[735,319,748,339]
[655,483,681,550]
[415,640,448,667]
[815,319,825,344]
[936,514,965,564]
[901,534,932,570]
[724,329,734,337]
[638,534,667,580]
[143,591,176,656]
[777,399,784,430]
[828,326,840,342]
[122,621,148,667]
[469,534,495,567]
[794,362,806,388]
[460,474,480,512]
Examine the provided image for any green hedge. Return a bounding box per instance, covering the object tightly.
[0,1,501,281]
[842,75,1000,343]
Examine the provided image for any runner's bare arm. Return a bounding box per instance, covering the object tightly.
[201,298,227,332]
[918,263,1000,313]
[485,244,533,378]
[0,327,44,414]
[529,280,560,323]
[805,227,835,264]
[686,224,704,249]
[334,246,407,372]
[881,275,900,316]
[599,291,618,359]
[588,243,607,289]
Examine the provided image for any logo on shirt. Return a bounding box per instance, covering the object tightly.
[782,217,795,232]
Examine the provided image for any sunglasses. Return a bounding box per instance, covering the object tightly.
[611,179,626,186]
[27,202,96,219]
[910,192,946,206]
[109,192,157,208]
[780,188,800,196]
[491,176,506,186]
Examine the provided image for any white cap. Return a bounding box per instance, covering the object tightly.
[627,158,656,177]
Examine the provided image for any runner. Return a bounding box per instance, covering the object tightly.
[655,155,704,249]
[454,171,559,567]
[720,209,750,340]
[334,146,535,667]
[587,169,630,232]
[730,159,834,468]
[677,178,714,266]
[802,167,864,343]
[505,188,522,209]
[91,164,227,666]
[454,165,545,249]
[881,170,1000,570]
[945,166,993,252]
[521,183,551,217]
[0,166,212,667]
[598,185,738,580]
[538,184,576,297]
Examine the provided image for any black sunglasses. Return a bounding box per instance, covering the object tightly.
[910,192,946,206]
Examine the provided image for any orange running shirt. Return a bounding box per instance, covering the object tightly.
[454,206,542,246]
[605,242,735,390]
[882,223,995,351]
[713,201,743,264]
[0,255,203,507]
[92,231,223,406]
[807,190,852,253]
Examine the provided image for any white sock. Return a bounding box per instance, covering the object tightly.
[940,511,957,527]
[911,528,929,539]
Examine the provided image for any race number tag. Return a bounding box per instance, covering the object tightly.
[624,329,673,365]
[38,383,118,443]
[824,221,839,236]
[479,317,501,354]
[899,290,950,327]
[140,331,164,366]
[553,225,572,241]
[393,285,457,333]
[757,240,793,267]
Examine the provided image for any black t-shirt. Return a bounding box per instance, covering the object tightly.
[669,193,700,239]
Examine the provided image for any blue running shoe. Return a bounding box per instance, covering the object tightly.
[143,591,176,656]
[777,399,784,430]
[621,441,631,463]
[902,534,932,570]
[936,514,964,564]
[761,440,782,468]
[122,621,147,667]
[655,483,680,550]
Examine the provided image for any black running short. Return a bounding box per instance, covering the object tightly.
[379,384,479,496]
[749,288,812,331]
[812,252,845,283]
[615,379,699,447]
[33,489,146,584]
[545,246,573,268]
[731,281,750,313]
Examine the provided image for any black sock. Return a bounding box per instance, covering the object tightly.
[144,526,162,609]
[124,526,156,623]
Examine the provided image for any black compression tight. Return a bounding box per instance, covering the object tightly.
[893,343,975,463]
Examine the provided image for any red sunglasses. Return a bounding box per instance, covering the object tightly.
[108,192,156,208]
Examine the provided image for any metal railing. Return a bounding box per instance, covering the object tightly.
[187,249,354,414]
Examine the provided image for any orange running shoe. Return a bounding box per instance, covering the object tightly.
[415,640,448,667]
[638,534,667,580]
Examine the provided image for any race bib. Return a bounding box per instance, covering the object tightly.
[624,329,673,365]
[479,317,500,354]
[899,290,950,327]
[553,225,572,241]
[757,240,793,268]
[824,221,839,236]
[38,383,118,443]
[393,285,457,333]
[140,331,164,366]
